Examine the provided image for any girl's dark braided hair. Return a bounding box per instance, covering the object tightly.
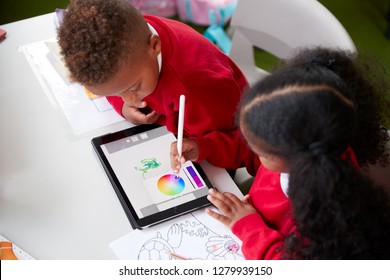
[279,48,390,168]
[239,47,390,259]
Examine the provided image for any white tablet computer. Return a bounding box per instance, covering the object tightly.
[91,124,213,229]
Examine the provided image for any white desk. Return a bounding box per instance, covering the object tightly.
[0,13,242,259]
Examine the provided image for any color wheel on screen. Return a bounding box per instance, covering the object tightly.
[157,174,185,196]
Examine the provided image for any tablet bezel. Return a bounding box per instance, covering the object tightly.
[91,124,213,229]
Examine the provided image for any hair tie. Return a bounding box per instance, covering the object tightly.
[308,141,331,156]
[311,57,335,68]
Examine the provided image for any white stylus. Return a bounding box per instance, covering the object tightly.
[177,95,185,161]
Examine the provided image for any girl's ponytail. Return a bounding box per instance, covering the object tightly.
[286,149,390,259]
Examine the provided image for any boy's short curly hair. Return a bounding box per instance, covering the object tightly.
[58,0,150,86]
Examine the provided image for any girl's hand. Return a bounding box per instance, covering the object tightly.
[206,188,257,229]
[122,102,160,125]
[170,138,199,173]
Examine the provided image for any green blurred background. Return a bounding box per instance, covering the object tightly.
[1,0,389,77]
[1,0,389,70]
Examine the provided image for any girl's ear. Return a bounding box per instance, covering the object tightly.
[148,34,161,56]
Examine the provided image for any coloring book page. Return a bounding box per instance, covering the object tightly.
[110,207,244,260]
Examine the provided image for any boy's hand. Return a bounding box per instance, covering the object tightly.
[170,138,199,173]
[122,102,160,125]
[206,188,257,229]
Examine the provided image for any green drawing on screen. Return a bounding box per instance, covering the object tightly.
[135,158,161,178]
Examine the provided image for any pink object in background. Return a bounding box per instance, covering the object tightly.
[128,0,177,17]
[0,28,6,41]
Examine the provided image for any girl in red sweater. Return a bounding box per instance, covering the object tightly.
[178,47,390,259]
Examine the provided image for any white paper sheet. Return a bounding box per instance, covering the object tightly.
[110,207,244,260]
[19,39,125,138]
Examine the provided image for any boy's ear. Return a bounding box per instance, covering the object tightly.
[148,34,161,56]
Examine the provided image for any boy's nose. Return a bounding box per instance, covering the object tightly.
[121,91,137,103]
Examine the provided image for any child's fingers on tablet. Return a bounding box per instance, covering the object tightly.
[170,141,181,172]
[177,138,199,162]
[207,190,233,213]
[208,188,234,204]
[223,192,243,204]
[205,208,231,228]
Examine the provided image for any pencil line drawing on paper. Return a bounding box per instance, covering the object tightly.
[137,213,242,260]
[134,158,161,178]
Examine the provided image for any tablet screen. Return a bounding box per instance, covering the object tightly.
[92,124,212,228]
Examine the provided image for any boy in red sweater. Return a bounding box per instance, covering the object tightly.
[57,0,249,170]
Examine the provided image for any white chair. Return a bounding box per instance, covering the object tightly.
[229,0,390,193]
[229,0,356,85]
[230,0,357,190]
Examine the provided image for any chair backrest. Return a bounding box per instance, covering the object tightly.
[229,0,356,85]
